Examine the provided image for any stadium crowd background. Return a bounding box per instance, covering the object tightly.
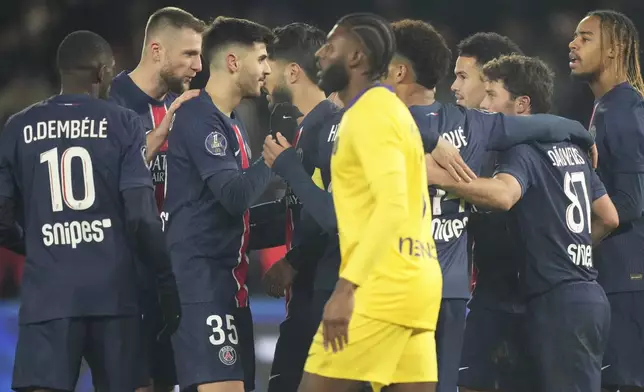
[0,0,641,390]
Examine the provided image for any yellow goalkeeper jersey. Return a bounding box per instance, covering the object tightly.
[331,85,442,331]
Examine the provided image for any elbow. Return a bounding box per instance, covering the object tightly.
[604,210,620,231]
[497,195,515,212]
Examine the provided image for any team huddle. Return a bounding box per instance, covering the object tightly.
[0,5,643,392]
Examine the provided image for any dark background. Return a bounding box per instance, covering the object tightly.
[0,0,642,390]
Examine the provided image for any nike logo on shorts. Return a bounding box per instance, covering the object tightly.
[459,367,469,371]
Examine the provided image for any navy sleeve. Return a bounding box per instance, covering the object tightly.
[122,187,177,294]
[608,173,644,223]
[0,120,25,254]
[476,112,595,151]
[494,144,536,198]
[272,148,337,232]
[285,208,327,271]
[248,199,287,250]
[604,104,644,173]
[120,113,154,192]
[590,170,608,201]
[177,109,272,216]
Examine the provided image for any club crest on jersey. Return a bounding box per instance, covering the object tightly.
[205,132,227,156]
[219,345,237,365]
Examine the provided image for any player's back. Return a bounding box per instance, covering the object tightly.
[331,86,441,330]
[496,141,603,297]
[1,94,149,323]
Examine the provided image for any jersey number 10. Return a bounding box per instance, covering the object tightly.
[40,147,96,212]
[564,171,591,234]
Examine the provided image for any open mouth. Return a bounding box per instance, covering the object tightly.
[569,53,580,68]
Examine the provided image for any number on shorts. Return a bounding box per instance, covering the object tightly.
[207,314,239,345]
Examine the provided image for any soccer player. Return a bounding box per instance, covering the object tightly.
[0,30,180,392]
[384,20,599,392]
[427,98,619,392]
[259,23,344,392]
[451,32,523,109]
[299,13,443,392]
[163,17,273,392]
[109,8,205,391]
[570,10,644,392]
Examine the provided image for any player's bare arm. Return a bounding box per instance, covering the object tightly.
[429,137,477,183]
[322,278,355,353]
[145,89,200,163]
[590,195,619,245]
[426,154,520,210]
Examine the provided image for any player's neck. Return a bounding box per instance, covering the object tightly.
[129,64,168,101]
[338,76,373,107]
[292,86,326,118]
[204,73,242,117]
[589,70,628,99]
[60,76,97,97]
[401,84,436,107]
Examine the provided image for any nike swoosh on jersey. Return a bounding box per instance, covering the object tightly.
[458,367,469,371]
[601,365,611,370]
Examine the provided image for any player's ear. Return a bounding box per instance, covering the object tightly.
[226,52,240,73]
[96,65,107,85]
[515,95,531,115]
[286,63,300,84]
[395,63,407,83]
[150,42,162,62]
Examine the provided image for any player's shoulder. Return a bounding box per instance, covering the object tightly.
[173,90,228,134]
[603,83,644,109]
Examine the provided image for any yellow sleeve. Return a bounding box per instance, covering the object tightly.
[340,107,410,286]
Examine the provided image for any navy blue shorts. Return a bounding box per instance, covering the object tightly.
[458,307,531,392]
[140,297,178,388]
[12,315,144,392]
[172,302,256,391]
[527,281,610,392]
[268,289,331,392]
[601,290,644,389]
[435,299,467,392]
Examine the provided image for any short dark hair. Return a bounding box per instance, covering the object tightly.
[391,19,451,90]
[482,54,554,114]
[203,16,273,61]
[337,13,396,81]
[145,7,207,37]
[268,23,326,84]
[457,32,523,67]
[57,30,113,72]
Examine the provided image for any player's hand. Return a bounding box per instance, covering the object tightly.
[269,102,303,143]
[156,287,182,341]
[322,279,355,353]
[168,89,201,115]
[263,133,292,168]
[431,138,477,183]
[262,257,296,298]
[589,144,598,169]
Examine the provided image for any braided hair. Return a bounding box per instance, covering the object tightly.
[337,13,396,81]
[588,10,644,96]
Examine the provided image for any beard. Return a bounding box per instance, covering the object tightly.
[318,60,349,95]
[160,67,188,95]
[270,82,293,106]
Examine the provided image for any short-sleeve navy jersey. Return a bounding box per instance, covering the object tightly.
[163,90,255,307]
[418,105,595,301]
[495,142,606,297]
[0,94,152,324]
[590,83,644,293]
[109,71,177,211]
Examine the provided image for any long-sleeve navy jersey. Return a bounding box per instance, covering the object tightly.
[0,94,154,324]
[416,103,595,303]
[273,100,344,291]
[591,82,644,293]
[163,90,271,308]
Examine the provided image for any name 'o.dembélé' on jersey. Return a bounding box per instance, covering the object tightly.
[0,94,153,324]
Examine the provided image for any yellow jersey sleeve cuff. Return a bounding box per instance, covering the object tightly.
[339,267,365,287]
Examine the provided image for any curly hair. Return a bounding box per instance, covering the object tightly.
[391,19,451,90]
[457,32,523,67]
[482,54,554,114]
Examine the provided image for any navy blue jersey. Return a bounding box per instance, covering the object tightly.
[0,94,152,324]
[163,90,256,307]
[495,142,606,297]
[109,71,177,211]
[419,105,595,301]
[590,83,644,293]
